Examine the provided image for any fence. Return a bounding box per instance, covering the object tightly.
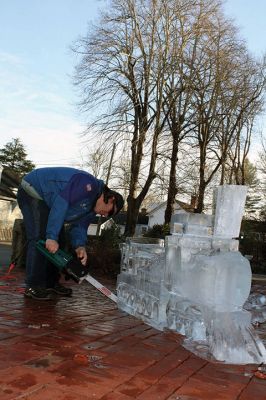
[0,226,13,242]
[239,233,266,274]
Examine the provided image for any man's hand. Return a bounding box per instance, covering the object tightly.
[75,246,88,266]
[46,239,59,253]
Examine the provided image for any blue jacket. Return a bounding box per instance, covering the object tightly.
[24,167,104,248]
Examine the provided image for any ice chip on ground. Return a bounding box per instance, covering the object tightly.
[244,293,266,325]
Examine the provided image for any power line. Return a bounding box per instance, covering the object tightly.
[35,158,79,162]
[35,163,81,166]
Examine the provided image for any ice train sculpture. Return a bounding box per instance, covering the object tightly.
[117,185,266,364]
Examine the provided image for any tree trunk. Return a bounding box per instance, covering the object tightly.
[164,139,179,224]
[125,197,140,236]
[196,182,206,213]
[195,150,206,213]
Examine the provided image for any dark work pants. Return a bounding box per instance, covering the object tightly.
[17,186,63,288]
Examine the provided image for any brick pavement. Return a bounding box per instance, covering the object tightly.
[0,266,265,400]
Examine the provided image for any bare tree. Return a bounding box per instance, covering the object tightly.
[190,13,265,212]
[72,0,265,229]
[80,142,109,179]
[258,136,266,186]
[73,0,173,235]
[162,0,223,222]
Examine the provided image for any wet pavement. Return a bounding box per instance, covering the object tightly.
[0,259,266,399]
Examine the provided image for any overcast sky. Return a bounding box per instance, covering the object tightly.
[0,0,265,168]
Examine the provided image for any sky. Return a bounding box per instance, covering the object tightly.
[0,0,265,168]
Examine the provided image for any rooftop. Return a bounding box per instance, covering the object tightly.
[0,167,20,201]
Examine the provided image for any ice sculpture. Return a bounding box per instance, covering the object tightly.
[117,185,266,364]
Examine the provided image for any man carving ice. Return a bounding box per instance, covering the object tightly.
[17,167,124,300]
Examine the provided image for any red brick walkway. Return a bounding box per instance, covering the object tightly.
[0,266,265,400]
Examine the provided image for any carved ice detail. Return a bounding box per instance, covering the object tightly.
[117,185,266,364]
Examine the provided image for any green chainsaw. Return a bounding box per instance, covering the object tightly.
[36,239,88,283]
[35,240,118,303]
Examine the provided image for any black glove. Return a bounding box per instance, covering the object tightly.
[63,258,89,283]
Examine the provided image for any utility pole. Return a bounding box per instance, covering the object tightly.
[96,143,116,236]
[105,143,116,186]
